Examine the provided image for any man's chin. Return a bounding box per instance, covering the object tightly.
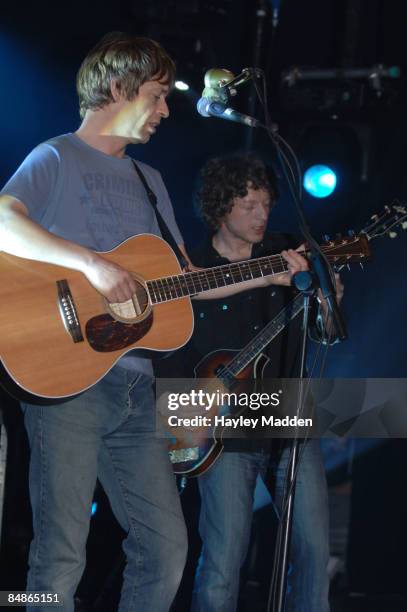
[130,133,151,145]
[251,233,266,244]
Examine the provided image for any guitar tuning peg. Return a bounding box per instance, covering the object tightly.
[402,221,407,230]
[360,262,364,270]
[389,231,397,239]
[371,214,379,220]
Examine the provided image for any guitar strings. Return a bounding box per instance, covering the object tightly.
[144,238,363,304]
[214,294,304,379]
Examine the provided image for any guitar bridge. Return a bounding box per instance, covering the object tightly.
[56,280,84,343]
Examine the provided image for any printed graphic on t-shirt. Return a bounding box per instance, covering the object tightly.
[80,172,158,249]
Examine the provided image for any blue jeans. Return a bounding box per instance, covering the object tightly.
[22,367,187,612]
[191,440,329,612]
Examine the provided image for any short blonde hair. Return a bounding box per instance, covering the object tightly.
[76,31,176,118]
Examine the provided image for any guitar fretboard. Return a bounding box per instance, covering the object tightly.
[224,292,305,379]
[145,236,367,304]
[146,254,288,303]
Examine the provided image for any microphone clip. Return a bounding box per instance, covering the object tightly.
[202,67,261,103]
[224,68,259,97]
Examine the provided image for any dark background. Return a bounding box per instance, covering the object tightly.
[0,1,407,610]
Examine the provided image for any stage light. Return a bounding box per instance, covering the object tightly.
[303,165,337,198]
[91,502,97,516]
[175,80,190,91]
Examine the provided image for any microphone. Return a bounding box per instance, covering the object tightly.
[201,68,235,104]
[200,67,256,102]
[196,98,261,128]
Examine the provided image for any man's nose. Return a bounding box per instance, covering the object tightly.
[158,97,169,118]
[254,205,268,221]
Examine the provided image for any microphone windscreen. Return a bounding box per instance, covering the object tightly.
[196,97,211,117]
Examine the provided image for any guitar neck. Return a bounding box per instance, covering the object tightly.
[146,234,370,304]
[147,253,288,304]
[223,292,306,379]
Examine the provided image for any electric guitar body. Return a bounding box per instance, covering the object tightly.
[168,348,270,477]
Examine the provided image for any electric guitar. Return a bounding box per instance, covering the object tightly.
[167,203,407,476]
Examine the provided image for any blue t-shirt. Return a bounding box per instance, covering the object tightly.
[1,133,184,376]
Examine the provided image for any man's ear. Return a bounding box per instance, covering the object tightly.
[110,79,123,102]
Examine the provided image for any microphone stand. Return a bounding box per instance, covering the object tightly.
[269,271,314,612]
[310,250,347,340]
[263,117,346,611]
[263,116,346,610]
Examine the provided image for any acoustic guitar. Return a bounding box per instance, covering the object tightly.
[0,205,402,401]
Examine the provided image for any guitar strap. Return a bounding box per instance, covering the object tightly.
[132,160,188,269]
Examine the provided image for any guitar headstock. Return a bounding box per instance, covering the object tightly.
[361,201,407,241]
[319,201,407,271]
[321,234,371,267]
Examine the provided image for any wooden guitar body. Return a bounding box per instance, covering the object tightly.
[168,349,269,477]
[194,348,270,380]
[0,234,193,400]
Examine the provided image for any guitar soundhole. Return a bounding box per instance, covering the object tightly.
[105,275,150,324]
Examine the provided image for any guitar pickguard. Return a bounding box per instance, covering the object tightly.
[85,311,153,352]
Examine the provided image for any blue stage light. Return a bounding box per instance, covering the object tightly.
[303,165,337,198]
[91,502,98,516]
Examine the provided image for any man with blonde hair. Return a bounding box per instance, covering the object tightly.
[0,33,309,612]
[0,31,186,612]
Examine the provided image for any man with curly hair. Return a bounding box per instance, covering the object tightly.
[182,155,339,612]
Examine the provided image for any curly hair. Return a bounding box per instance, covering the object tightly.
[76,31,176,119]
[196,155,278,230]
